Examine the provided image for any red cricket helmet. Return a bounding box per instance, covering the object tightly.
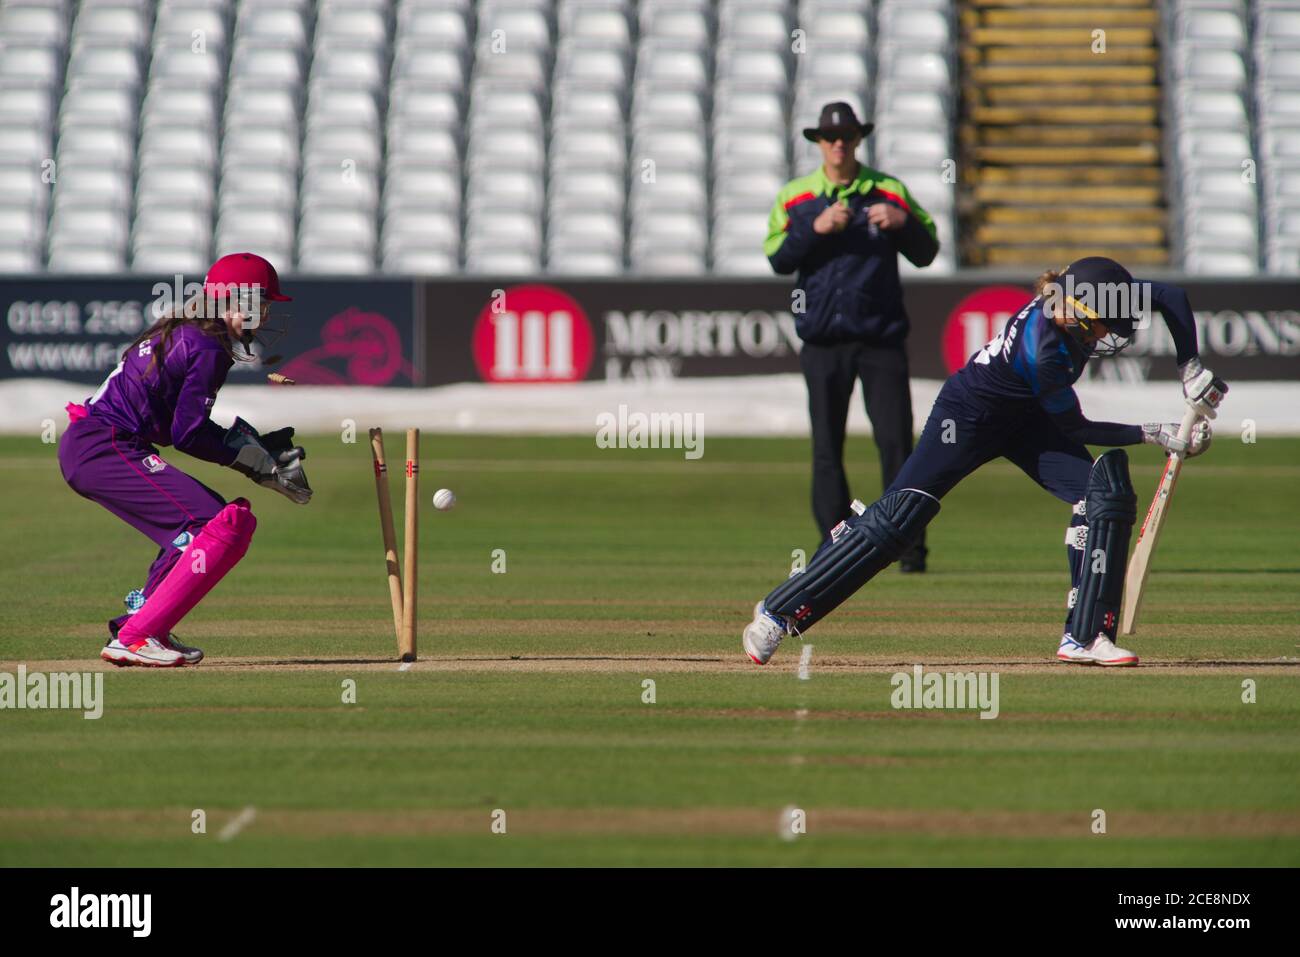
[203,252,292,302]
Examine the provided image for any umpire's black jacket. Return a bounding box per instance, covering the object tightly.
[765,164,940,346]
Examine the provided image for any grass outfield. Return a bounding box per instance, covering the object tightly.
[0,431,1297,866]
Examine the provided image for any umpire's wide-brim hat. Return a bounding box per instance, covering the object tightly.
[802,102,874,142]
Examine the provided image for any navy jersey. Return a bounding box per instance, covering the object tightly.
[946,276,1196,444]
[942,280,1202,448]
[950,295,1086,416]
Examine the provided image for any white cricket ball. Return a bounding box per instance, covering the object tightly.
[432,488,457,511]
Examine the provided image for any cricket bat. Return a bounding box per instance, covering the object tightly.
[1118,405,1202,636]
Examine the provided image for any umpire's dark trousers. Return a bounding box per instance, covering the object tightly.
[800,340,923,558]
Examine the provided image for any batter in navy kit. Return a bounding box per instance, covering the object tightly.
[741,256,1229,668]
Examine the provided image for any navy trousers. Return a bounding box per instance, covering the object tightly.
[886,381,1093,505]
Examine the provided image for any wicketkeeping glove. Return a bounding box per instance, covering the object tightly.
[269,445,313,503]
[224,418,313,504]
[258,425,298,456]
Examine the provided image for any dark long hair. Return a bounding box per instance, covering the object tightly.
[125,296,236,373]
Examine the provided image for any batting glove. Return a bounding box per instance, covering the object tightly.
[1184,419,1212,458]
[1142,422,1189,455]
[1179,357,1228,419]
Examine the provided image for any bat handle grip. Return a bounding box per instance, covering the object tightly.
[1175,404,1202,447]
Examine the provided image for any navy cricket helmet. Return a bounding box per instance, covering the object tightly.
[1053,256,1139,357]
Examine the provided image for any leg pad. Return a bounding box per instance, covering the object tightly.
[118,499,256,643]
[766,488,939,631]
[1069,451,1137,643]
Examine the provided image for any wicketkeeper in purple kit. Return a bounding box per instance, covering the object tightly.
[58,253,313,668]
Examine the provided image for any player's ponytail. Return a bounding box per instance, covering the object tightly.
[1034,269,1062,297]
[1034,268,1063,317]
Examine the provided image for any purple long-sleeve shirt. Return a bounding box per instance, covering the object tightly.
[86,323,236,466]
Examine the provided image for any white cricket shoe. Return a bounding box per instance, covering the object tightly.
[743,601,790,665]
[156,633,204,665]
[1057,634,1139,667]
[101,637,187,668]
[109,621,203,665]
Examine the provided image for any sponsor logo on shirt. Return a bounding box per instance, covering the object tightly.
[171,531,193,551]
[142,454,166,474]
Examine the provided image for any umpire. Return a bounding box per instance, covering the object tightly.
[765,102,940,571]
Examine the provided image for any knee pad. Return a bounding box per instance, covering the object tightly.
[766,488,940,630]
[1069,451,1136,642]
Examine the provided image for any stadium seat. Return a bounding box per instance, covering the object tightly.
[383,163,462,214]
[48,242,127,274]
[382,247,458,276]
[131,242,210,276]
[0,46,64,87]
[0,204,46,246]
[565,7,631,48]
[0,244,41,273]
[236,5,308,49]
[0,3,69,47]
[547,251,624,275]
